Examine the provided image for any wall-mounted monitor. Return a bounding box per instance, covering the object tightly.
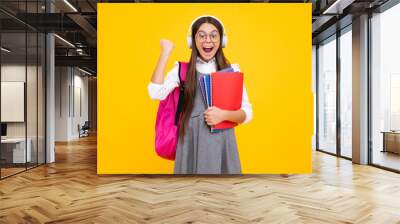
[1,82,25,122]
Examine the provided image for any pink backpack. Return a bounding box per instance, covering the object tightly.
[155,62,188,160]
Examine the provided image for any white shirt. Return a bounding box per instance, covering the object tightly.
[148,57,253,124]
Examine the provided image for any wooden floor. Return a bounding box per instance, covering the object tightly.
[0,167,26,178]
[373,150,400,171]
[1,134,400,223]
[1,162,45,178]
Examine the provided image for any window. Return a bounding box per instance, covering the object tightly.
[371,2,400,171]
[317,35,337,154]
[339,28,352,158]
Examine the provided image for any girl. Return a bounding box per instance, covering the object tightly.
[148,15,252,174]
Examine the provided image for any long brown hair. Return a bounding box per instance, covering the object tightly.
[179,16,230,139]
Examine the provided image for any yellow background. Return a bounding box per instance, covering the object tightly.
[98,3,313,174]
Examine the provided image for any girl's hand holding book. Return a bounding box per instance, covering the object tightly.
[204,106,247,126]
[204,106,226,126]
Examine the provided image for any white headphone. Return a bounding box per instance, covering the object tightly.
[187,15,227,48]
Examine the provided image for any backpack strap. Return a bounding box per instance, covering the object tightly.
[179,62,188,82]
[174,62,189,125]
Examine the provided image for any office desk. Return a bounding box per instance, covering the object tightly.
[381,131,400,154]
[1,138,32,163]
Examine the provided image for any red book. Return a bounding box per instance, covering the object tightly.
[211,72,243,130]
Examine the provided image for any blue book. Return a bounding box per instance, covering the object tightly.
[204,75,212,107]
[199,76,207,107]
[199,67,234,107]
[199,67,235,133]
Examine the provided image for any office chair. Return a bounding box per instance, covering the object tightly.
[79,121,90,138]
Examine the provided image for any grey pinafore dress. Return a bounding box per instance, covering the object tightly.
[174,71,242,174]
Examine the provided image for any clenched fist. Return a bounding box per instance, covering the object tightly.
[160,39,174,55]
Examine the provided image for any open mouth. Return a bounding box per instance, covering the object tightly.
[203,47,213,53]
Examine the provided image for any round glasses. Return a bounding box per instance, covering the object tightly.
[196,31,220,43]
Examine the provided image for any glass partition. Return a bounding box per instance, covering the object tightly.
[1,30,28,177]
[0,1,46,179]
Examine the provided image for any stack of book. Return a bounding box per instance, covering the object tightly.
[199,68,244,132]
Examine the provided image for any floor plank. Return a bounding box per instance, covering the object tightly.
[1,134,400,223]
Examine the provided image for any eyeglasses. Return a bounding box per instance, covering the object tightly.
[196,31,220,43]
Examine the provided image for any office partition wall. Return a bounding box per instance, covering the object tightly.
[0,0,46,179]
[0,31,28,177]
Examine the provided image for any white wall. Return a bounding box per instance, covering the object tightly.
[55,66,69,141]
[55,67,89,141]
[75,70,89,139]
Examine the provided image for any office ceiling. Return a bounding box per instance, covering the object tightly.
[0,0,97,74]
[312,0,390,43]
[0,0,96,13]
[0,31,45,63]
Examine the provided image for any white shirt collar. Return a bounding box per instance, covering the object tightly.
[196,57,216,64]
[196,57,217,74]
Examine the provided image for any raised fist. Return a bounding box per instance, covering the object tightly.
[160,39,174,54]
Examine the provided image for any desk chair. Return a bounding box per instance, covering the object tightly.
[78,121,90,138]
